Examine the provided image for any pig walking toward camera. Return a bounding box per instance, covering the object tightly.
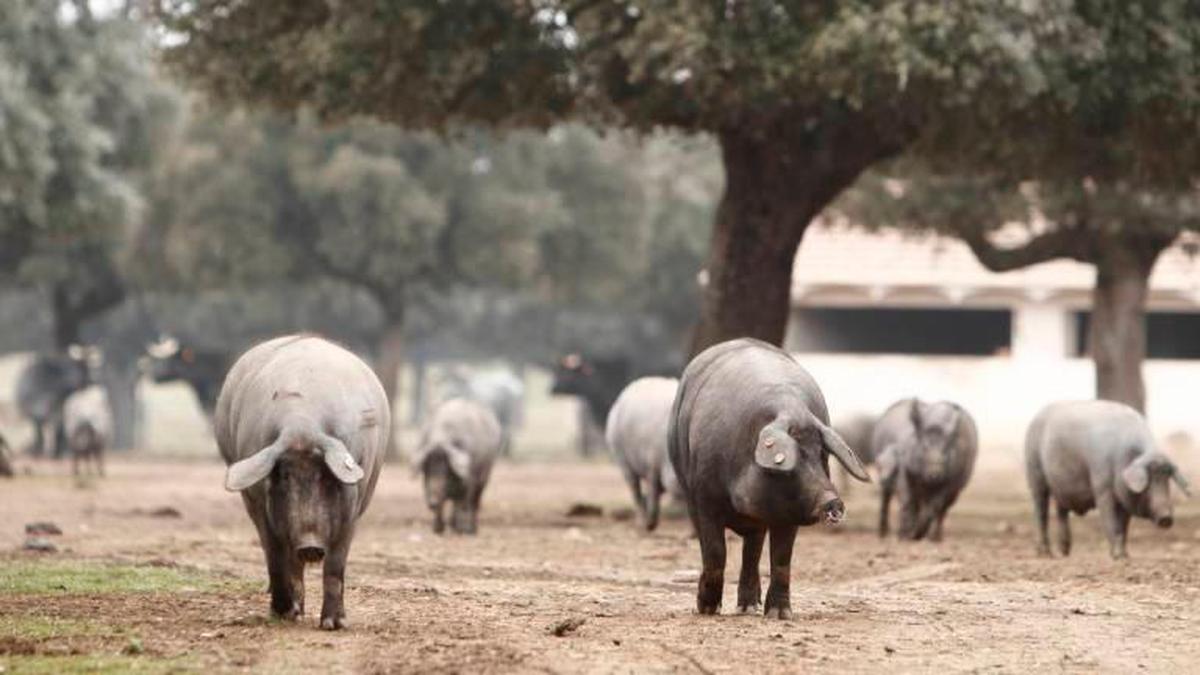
[669,338,869,619]
[606,376,682,531]
[1025,400,1190,560]
[64,386,112,478]
[414,398,501,535]
[216,334,389,630]
[873,398,977,541]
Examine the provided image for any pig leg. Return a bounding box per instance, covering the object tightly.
[290,563,306,616]
[623,469,646,524]
[431,500,446,534]
[72,449,80,477]
[764,525,797,620]
[52,418,68,459]
[1055,503,1071,556]
[897,477,920,541]
[450,499,466,534]
[266,539,301,620]
[319,538,350,630]
[644,477,662,533]
[96,448,105,478]
[30,421,46,457]
[1030,481,1052,557]
[736,529,764,614]
[878,472,895,538]
[694,511,726,615]
[467,485,484,534]
[1096,491,1130,560]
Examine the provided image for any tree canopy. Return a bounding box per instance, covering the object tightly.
[162,1,1200,353]
[0,1,178,347]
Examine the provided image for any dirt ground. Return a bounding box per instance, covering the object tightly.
[3,457,1200,674]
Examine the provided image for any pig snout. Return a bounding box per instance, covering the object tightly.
[297,534,325,564]
[1155,515,1174,529]
[818,495,845,525]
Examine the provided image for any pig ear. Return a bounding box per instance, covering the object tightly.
[1170,465,1192,498]
[226,439,287,491]
[320,435,364,485]
[820,422,870,483]
[444,444,471,479]
[1122,461,1150,494]
[908,399,923,429]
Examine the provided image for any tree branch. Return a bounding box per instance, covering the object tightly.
[959,225,1092,272]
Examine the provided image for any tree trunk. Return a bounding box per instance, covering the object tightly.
[1088,236,1171,413]
[376,318,405,461]
[408,356,427,426]
[52,285,84,350]
[691,122,901,355]
[100,359,141,451]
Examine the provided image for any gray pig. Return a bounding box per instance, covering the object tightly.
[414,398,501,535]
[216,335,389,629]
[1026,400,1190,559]
[605,376,682,531]
[873,398,977,541]
[669,338,868,619]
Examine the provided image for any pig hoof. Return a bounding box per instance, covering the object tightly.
[696,603,720,616]
[764,606,792,620]
[1035,546,1052,558]
[737,603,760,615]
[320,615,346,630]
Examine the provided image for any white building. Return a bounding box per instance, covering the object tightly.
[785,226,1200,465]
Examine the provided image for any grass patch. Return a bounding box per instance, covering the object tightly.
[0,561,245,595]
[0,615,112,641]
[1,654,194,674]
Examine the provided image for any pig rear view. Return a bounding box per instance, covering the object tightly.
[669,338,868,619]
[605,376,681,531]
[1026,400,1190,559]
[216,334,389,629]
[415,398,501,535]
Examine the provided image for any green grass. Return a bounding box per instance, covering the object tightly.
[0,561,247,595]
[1,654,195,674]
[0,615,111,640]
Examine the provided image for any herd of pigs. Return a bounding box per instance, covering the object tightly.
[2,333,1193,631]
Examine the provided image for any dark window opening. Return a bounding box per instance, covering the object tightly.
[1074,312,1200,359]
[787,307,1012,356]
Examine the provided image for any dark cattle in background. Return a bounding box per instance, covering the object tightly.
[15,347,98,458]
[142,336,232,420]
[551,353,679,456]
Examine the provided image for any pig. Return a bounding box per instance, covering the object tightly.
[873,398,977,541]
[414,398,501,535]
[668,338,869,618]
[63,386,112,478]
[1025,400,1191,560]
[16,346,99,457]
[215,334,389,629]
[440,366,524,456]
[605,377,683,531]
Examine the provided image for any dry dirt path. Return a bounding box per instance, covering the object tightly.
[2,459,1199,673]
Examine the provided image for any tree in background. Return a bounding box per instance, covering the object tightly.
[0,1,176,349]
[835,172,1200,413]
[137,103,717,440]
[163,1,1184,354]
